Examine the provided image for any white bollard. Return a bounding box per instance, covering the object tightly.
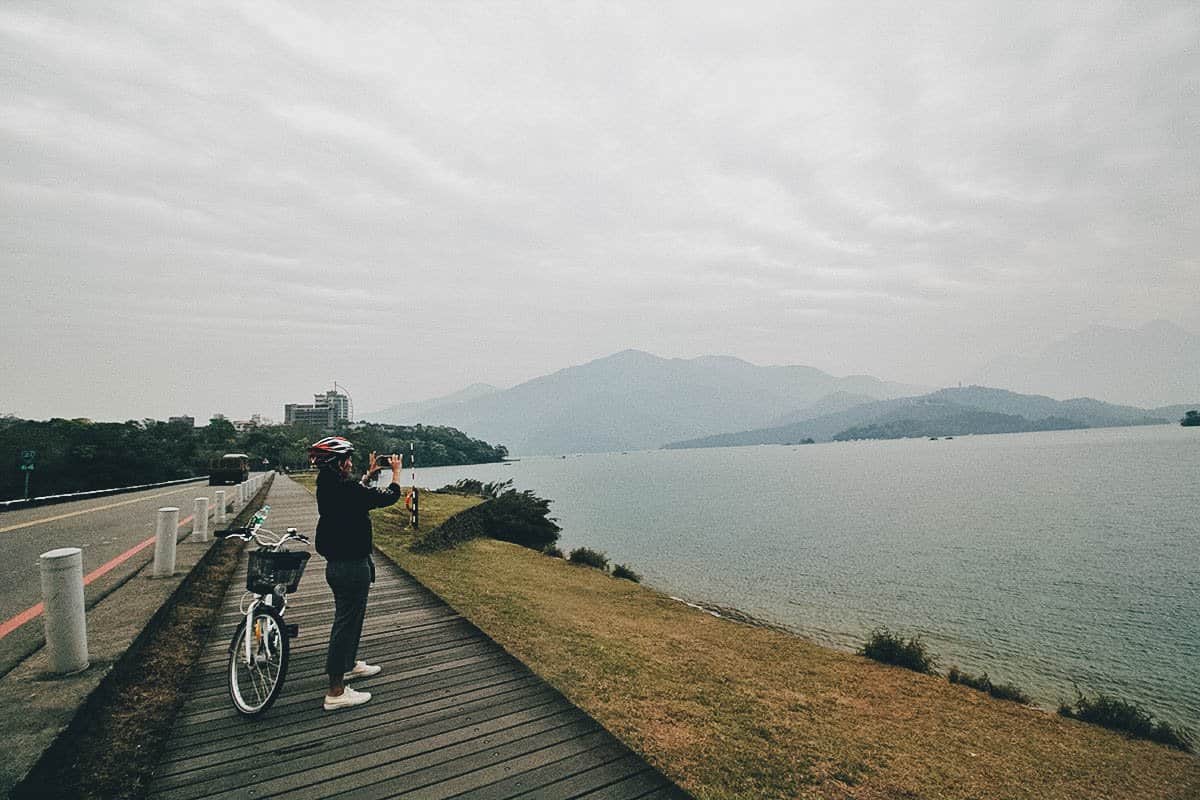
[193,497,209,542]
[215,490,226,524]
[39,548,89,674]
[153,507,179,577]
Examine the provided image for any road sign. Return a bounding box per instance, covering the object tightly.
[20,450,35,500]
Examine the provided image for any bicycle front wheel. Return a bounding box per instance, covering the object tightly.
[227,604,289,716]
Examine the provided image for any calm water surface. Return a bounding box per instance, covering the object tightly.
[417,425,1199,729]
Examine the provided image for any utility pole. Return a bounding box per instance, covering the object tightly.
[409,442,418,529]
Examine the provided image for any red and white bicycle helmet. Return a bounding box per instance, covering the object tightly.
[308,436,354,466]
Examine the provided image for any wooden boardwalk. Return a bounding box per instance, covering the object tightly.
[147,476,690,800]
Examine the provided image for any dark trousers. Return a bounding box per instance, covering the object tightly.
[325,556,373,678]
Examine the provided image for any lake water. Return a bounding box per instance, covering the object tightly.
[415,425,1199,729]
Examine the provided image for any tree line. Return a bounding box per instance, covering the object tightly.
[0,415,508,500]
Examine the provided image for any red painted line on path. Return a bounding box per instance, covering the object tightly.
[0,513,197,641]
[0,604,44,641]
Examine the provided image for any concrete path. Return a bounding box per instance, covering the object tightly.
[147,476,689,800]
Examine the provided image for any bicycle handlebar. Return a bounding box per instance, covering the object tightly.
[217,527,310,546]
[216,507,309,548]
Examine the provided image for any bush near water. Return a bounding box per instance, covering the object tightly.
[413,486,561,552]
[427,481,649,580]
[436,477,514,498]
[1059,691,1193,752]
[612,563,641,582]
[862,629,1192,752]
[859,628,938,674]
[568,547,610,571]
[948,666,1031,704]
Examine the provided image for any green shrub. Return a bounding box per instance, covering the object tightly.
[414,487,561,552]
[948,666,1031,704]
[437,478,514,498]
[1058,691,1193,752]
[485,489,561,550]
[612,564,641,582]
[568,547,610,571]
[858,628,937,674]
[543,545,564,558]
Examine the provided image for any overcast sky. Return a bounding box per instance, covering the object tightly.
[2,1,1198,422]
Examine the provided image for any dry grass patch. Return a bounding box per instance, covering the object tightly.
[375,536,1200,800]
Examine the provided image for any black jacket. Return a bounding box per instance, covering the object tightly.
[315,469,402,560]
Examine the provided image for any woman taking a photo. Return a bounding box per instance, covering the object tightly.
[307,436,403,710]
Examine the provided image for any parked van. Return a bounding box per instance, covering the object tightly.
[209,453,250,485]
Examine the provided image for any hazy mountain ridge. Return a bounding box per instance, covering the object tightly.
[663,386,1171,449]
[368,349,925,455]
[833,411,1084,441]
[768,391,881,426]
[365,382,500,421]
[973,320,1199,407]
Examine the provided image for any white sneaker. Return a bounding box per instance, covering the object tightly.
[343,660,382,680]
[323,686,371,711]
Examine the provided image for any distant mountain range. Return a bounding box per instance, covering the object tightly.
[662,386,1183,449]
[972,320,1199,408]
[365,321,1198,454]
[367,350,925,455]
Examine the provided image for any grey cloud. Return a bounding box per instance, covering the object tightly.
[2,1,1198,421]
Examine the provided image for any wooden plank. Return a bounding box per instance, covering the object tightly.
[431,738,642,800]
[155,689,567,786]
[234,717,602,800]
[506,756,663,800]
[153,705,582,800]
[156,678,553,770]
[317,729,617,800]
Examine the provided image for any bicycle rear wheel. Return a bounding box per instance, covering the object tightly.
[227,604,289,716]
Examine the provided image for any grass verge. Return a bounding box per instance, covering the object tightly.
[298,477,1200,799]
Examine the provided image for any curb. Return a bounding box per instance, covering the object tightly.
[0,476,212,513]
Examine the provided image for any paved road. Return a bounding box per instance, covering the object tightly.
[0,478,257,677]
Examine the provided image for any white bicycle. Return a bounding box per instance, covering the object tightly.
[217,506,311,716]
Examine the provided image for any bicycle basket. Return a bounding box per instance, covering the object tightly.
[246,549,311,594]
